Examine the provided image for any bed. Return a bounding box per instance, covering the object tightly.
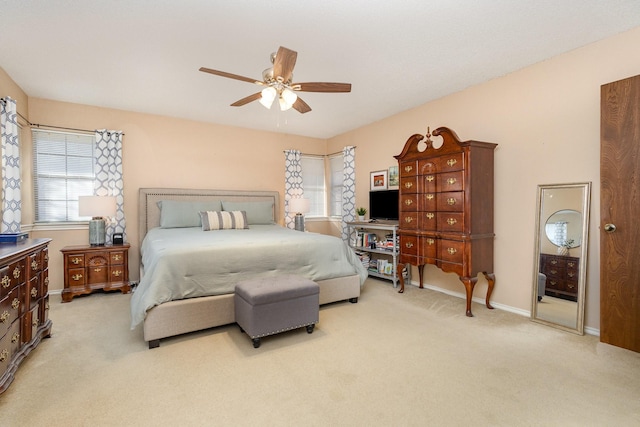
[134,188,367,348]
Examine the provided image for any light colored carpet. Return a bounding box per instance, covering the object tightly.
[1,279,639,426]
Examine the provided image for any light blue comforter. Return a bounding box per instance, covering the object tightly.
[131,225,367,328]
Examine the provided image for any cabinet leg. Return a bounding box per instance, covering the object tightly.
[417,264,425,288]
[459,276,478,317]
[483,272,496,310]
[397,262,406,293]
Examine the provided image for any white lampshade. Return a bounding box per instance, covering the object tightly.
[281,88,298,105]
[289,198,310,214]
[259,86,277,109]
[79,195,117,219]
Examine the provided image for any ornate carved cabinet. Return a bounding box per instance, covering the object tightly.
[395,127,497,316]
[61,243,130,302]
[0,238,52,394]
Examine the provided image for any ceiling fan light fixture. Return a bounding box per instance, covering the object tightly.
[281,88,298,105]
[278,96,293,111]
[259,86,277,109]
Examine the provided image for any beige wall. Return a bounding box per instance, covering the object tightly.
[3,26,640,332]
[329,26,640,331]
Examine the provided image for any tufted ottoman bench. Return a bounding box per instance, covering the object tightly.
[234,275,319,348]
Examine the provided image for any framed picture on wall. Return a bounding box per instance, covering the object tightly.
[370,170,388,191]
[388,166,399,189]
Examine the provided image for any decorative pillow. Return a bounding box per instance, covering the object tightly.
[199,210,249,231]
[221,200,274,224]
[157,200,222,228]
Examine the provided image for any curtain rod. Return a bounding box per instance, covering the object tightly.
[30,123,125,135]
[284,146,356,157]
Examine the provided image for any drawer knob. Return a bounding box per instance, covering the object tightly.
[31,287,38,298]
[404,165,413,173]
[404,199,413,206]
[12,298,19,310]
[112,270,122,277]
[0,311,9,323]
[0,349,8,362]
[405,242,414,248]
[447,218,457,225]
[447,247,457,255]
[72,274,83,281]
[427,239,435,245]
[447,177,457,185]
[426,194,434,200]
[404,182,413,189]
[1,276,9,288]
[71,257,82,265]
[11,332,19,343]
[31,260,39,271]
[426,175,434,182]
[13,267,21,279]
[404,217,413,223]
[426,213,434,219]
[447,198,456,206]
[94,268,102,273]
[113,254,122,261]
[447,158,457,167]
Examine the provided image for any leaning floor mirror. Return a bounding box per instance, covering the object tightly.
[531,182,591,334]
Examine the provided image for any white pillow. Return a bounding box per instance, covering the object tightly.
[199,210,249,231]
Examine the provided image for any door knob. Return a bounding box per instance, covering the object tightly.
[604,223,617,232]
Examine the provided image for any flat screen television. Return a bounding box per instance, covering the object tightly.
[369,190,399,221]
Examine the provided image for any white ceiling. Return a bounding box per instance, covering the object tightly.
[2,1,640,139]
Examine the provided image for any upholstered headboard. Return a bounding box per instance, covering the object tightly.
[138,188,280,246]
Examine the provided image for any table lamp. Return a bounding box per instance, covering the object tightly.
[79,195,117,246]
[289,198,310,232]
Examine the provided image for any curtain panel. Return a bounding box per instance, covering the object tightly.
[1,97,21,233]
[284,149,303,229]
[341,146,356,241]
[94,130,126,243]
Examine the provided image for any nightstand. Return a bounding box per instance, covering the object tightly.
[60,243,130,302]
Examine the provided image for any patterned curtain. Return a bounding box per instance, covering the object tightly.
[94,130,126,243]
[341,146,356,241]
[1,97,21,233]
[284,149,303,229]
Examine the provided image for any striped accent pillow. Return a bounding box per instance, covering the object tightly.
[199,210,249,231]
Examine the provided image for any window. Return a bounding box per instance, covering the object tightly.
[299,153,345,218]
[328,154,343,217]
[300,156,326,217]
[32,130,95,222]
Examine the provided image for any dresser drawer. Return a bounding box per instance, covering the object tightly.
[439,239,464,264]
[436,152,464,172]
[437,191,464,212]
[67,253,85,268]
[109,266,126,282]
[418,158,437,174]
[437,212,464,232]
[400,176,418,193]
[421,193,436,211]
[0,286,21,338]
[422,173,437,193]
[437,171,464,192]
[400,194,418,212]
[110,251,126,265]
[420,236,437,259]
[400,160,418,177]
[400,212,419,230]
[400,235,418,257]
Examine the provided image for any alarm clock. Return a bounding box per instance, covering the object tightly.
[112,233,124,245]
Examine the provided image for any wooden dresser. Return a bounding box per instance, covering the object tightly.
[61,243,130,302]
[539,253,579,302]
[395,127,497,317]
[0,238,52,394]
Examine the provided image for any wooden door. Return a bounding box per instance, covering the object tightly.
[600,74,640,353]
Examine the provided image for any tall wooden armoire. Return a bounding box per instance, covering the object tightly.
[394,127,497,317]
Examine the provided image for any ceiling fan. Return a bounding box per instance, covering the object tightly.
[199,46,351,114]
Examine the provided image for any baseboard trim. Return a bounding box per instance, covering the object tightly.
[407,280,600,337]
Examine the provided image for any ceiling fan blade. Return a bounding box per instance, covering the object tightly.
[230,92,262,107]
[293,82,352,93]
[272,46,297,83]
[199,67,262,85]
[292,97,312,114]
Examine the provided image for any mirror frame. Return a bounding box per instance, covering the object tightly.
[531,182,591,334]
